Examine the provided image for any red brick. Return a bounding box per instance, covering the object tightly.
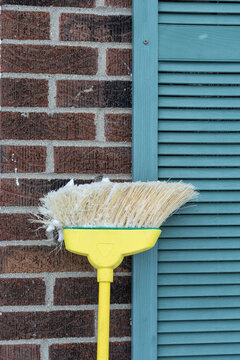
[0,311,94,340]
[2,45,98,75]
[105,0,131,8]
[54,146,131,173]
[0,278,45,306]
[49,342,131,360]
[1,10,50,40]
[0,179,89,207]
[0,214,46,241]
[0,246,93,273]
[57,80,132,108]
[60,14,131,42]
[110,309,131,337]
[1,0,95,6]
[0,345,40,360]
[1,79,48,107]
[106,49,132,76]
[0,145,46,173]
[0,112,96,140]
[105,114,132,142]
[54,276,131,305]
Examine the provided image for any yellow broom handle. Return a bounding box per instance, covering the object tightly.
[97,268,113,360]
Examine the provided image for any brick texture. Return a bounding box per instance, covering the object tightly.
[0,179,90,207]
[1,79,48,107]
[0,278,45,306]
[49,342,131,360]
[60,14,131,42]
[54,146,131,173]
[0,214,45,241]
[0,246,93,273]
[107,49,132,76]
[1,0,133,352]
[110,309,131,337]
[0,345,41,360]
[0,145,46,173]
[1,10,50,40]
[57,80,132,108]
[0,311,94,340]
[2,45,98,75]
[105,114,132,142]
[54,276,131,305]
[105,0,131,8]
[0,112,96,140]
[1,0,95,6]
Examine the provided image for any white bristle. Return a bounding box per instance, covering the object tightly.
[36,180,198,241]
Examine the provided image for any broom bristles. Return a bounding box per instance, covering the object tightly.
[36,179,198,240]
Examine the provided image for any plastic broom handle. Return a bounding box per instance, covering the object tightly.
[97,280,111,360]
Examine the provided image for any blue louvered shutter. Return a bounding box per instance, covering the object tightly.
[133,1,240,359]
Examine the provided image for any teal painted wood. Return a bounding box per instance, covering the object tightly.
[133,0,240,358]
[158,25,240,61]
[157,2,240,358]
[132,0,158,360]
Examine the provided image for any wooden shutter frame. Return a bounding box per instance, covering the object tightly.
[132,1,159,359]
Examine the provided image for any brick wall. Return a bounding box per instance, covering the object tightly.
[0,1,132,359]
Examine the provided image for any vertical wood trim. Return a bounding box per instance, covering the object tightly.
[132,0,158,359]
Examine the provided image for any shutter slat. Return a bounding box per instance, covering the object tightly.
[161,226,240,237]
[158,343,240,357]
[158,132,240,143]
[165,214,240,226]
[159,2,240,13]
[158,73,240,84]
[159,238,240,250]
[158,331,240,345]
[158,156,240,167]
[159,61,240,73]
[158,109,240,120]
[158,97,240,108]
[158,273,240,285]
[159,13,240,25]
[158,168,240,179]
[159,86,240,97]
[158,262,240,274]
[158,296,240,310]
[158,308,240,321]
[159,250,240,262]
[158,144,240,155]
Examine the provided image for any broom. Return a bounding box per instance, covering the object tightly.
[36,179,197,360]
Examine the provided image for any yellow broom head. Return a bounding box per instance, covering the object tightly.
[36,179,198,242]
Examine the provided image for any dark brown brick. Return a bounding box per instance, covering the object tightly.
[0,179,90,207]
[1,79,48,107]
[0,246,93,274]
[1,10,50,40]
[0,344,41,360]
[105,114,132,142]
[110,309,131,337]
[2,45,98,75]
[60,14,131,42]
[0,112,96,140]
[0,310,94,340]
[106,49,132,76]
[105,0,131,8]
[57,80,132,108]
[50,343,96,360]
[0,214,45,241]
[54,276,131,305]
[109,342,131,360]
[49,342,131,360]
[1,0,95,6]
[54,146,131,173]
[0,145,46,173]
[0,278,45,306]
